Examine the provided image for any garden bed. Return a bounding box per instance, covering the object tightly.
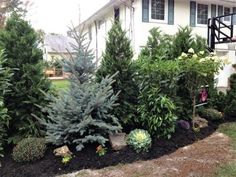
[0,120,221,177]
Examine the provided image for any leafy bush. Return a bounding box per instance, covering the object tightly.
[12,138,47,162]
[179,50,224,118]
[0,50,12,157]
[198,108,223,121]
[225,74,236,118]
[127,129,152,153]
[40,28,122,151]
[0,14,52,143]
[138,87,177,138]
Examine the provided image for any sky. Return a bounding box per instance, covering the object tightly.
[23,0,109,34]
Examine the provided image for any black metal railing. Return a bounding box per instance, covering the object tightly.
[207,13,236,50]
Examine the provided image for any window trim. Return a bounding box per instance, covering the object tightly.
[196,2,210,27]
[149,0,168,23]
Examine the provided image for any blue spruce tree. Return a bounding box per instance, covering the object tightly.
[41,27,122,151]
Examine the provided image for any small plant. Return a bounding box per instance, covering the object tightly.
[96,145,107,156]
[198,108,223,121]
[12,138,47,162]
[62,155,72,164]
[127,129,152,153]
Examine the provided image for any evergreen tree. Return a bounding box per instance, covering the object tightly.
[96,22,138,125]
[0,14,51,143]
[140,27,173,60]
[40,28,122,151]
[0,50,12,156]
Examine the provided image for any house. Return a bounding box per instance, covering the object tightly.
[43,33,75,77]
[80,0,236,90]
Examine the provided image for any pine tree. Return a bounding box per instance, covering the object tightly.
[96,22,138,125]
[40,28,122,151]
[0,14,52,143]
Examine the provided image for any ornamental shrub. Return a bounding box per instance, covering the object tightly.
[198,108,223,121]
[137,87,177,138]
[225,74,236,117]
[127,129,152,153]
[12,138,47,162]
[0,50,12,157]
[40,28,122,151]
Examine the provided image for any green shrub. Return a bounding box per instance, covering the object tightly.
[225,74,236,117]
[12,138,47,162]
[0,50,12,157]
[198,108,223,121]
[127,129,152,153]
[138,87,177,138]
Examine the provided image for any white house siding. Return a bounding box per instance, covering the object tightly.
[81,0,236,89]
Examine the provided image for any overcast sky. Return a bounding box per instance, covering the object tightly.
[23,0,109,34]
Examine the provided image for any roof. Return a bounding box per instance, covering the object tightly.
[79,0,122,28]
[44,34,76,53]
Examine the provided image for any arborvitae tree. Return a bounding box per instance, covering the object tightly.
[96,22,138,126]
[40,28,122,151]
[0,50,12,156]
[172,26,207,59]
[0,14,51,143]
[140,27,173,60]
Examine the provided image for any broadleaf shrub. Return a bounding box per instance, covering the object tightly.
[127,129,152,153]
[225,74,236,118]
[0,50,12,157]
[12,138,47,162]
[137,87,177,138]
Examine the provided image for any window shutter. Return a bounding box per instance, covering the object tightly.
[190,1,196,27]
[142,0,149,22]
[218,5,223,16]
[168,0,174,25]
[211,4,216,17]
[233,7,236,25]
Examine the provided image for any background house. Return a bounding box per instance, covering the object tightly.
[79,0,236,91]
[43,33,75,77]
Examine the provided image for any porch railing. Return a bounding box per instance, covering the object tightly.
[207,13,236,51]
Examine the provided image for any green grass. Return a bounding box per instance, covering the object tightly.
[52,80,69,91]
[215,122,236,177]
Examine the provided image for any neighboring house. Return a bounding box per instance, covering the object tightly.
[79,0,236,90]
[43,34,75,77]
[43,33,75,62]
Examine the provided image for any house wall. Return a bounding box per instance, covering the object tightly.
[82,0,236,88]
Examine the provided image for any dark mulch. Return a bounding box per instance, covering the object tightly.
[0,120,222,177]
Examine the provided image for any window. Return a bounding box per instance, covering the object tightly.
[197,4,208,25]
[151,0,165,20]
[224,7,230,21]
[114,8,120,22]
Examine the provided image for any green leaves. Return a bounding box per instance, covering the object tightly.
[127,129,152,153]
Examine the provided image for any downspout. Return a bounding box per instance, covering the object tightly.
[118,0,135,52]
[94,21,99,64]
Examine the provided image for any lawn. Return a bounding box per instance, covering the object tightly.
[52,80,69,91]
[215,122,236,177]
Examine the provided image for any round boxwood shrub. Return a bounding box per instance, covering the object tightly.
[12,138,47,162]
[198,108,223,121]
[127,129,152,153]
